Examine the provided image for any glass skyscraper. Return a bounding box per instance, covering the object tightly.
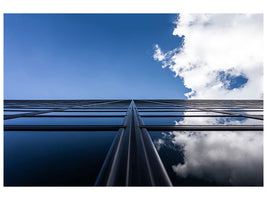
[4,99,263,186]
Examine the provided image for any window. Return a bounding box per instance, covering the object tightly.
[4,99,263,186]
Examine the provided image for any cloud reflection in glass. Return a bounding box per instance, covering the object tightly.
[150,116,263,186]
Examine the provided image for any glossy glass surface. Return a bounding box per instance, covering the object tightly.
[139,112,225,116]
[4,117,124,125]
[78,107,129,109]
[4,131,117,186]
[242,112,263,115]
[150,131,263,186]
[4,108,51,111]
[142,116,263,125]
[229,111,263,115]
[142,117,184,125]
[138,109,198,112]
[4,111,30,115]
[39,112,126,116]
[66,109,128,112]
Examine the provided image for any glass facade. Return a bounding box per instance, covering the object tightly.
[3,99,263,186]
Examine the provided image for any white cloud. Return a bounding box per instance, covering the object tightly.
[154,14,263,99]
[175,115,263,125]
[171,130,263,185]
[153,44,166,62]
[154,116,263,185]
[152,13,264,185]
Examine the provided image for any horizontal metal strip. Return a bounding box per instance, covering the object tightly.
[4,107,70,109]
[137,107,185,109]
[139,114,263,117]
[139,110,199,112]
[5,109,262,112]
[4,107,126,109]
[21,115,126,117]
[195,108,263,120]
[51,110,127,112]
[183,108,263,110]
[140,125,263,131]
[197,109,263,111]
[4,125,125,131]
[69,107,129,109]
[4,110,128,112]
[4,110,51,112]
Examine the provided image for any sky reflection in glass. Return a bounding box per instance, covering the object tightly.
[142,116,263,125]
[150,131,263,186]
[39,112,126,116]
[139,111,225,116]
[4,111,30,115]
[4,117,124,125]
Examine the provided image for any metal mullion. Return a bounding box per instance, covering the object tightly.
[133,101,173,186]
[3,99,264,186]
[94,127,125,185]
[95,101,133,186]
[95,100,173,186]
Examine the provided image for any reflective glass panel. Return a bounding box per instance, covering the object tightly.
[4,112,30,115]
[66,109,128,112]
[4,108,51,111]
[4,117,124,125]
[150,131,263,186]
[39,112,126,116]
[242,112,263,115]
[139,112,225,116]
[142,117,263,125]
[138,109,198,112]
[4,131,117,186]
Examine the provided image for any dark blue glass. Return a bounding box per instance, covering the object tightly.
[4,108,51,111]
[39,112,126,116]
[4,131,117,186]
[142,117,184,125]
[66,109,128,111]
[4,117,124,125]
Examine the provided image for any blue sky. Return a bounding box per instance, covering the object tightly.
[154,14,263,99]
[4,14,189,100]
